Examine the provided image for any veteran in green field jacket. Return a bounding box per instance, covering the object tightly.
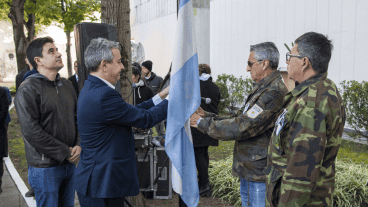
[265,32,346,207]
[191,42,288,207]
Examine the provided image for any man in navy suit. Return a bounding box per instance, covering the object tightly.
[75,38,169,207]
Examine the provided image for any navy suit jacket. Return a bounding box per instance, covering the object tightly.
[75,75,168,198]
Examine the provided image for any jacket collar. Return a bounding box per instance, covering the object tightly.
[199,73,211,81]
[251,70,282,93]
[290,72,327,97]
[146,72,156,81]
[28,72,61,84]
[135,79,145,87]
[87,74,115,89]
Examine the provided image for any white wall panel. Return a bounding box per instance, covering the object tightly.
[267,0,276,43]
[294,0,305,38]
[237,0,248,79]
[304,0,317,32]
[258,0,268,42]
[275,0,286,69]
[316,1,329,35]
[251,0,260,44]
[327,32,342,84]
[231,0,238,75]
[210,0,215,76]
[131,0,368,84]
[221,0,228,76]
[354,31,368,82]
[356,0,368,32]
[340,0,356,81]
[284,0,295,44]
[131,13,177,77]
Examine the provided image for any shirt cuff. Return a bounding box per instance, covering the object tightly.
[152,94,163,106]
[196,118,202,127]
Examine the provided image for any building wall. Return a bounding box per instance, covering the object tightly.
[0,20,78,85]
[210,0,368,85]
[131,0,211,78]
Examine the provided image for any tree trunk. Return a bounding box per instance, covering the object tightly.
[101,1,144,206]
[8,0,35,73]
[101,0,133,105]
[66,31,73,77]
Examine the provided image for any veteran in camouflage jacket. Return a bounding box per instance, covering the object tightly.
[191,42,288,206]
[196,70,287,181]
[265,32,346,207]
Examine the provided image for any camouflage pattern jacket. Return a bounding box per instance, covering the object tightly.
[265,73,346,207]
[198,70,288,182]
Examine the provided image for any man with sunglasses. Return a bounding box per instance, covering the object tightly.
[191,42,288,207]
[265,32,346,207]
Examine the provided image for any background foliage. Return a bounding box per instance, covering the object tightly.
[209,139,368,207]
[340,80,368,138]
[215,74,253,115]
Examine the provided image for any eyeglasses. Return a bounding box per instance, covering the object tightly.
[286,52,304,61]
[247,61,259,68]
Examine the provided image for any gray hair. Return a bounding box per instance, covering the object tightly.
[250,42,279,70]
[84,38,121,72]
[295,32,333,73]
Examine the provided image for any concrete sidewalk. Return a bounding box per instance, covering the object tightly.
[0,162,28,207]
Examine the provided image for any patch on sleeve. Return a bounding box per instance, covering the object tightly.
[247,104,263,119]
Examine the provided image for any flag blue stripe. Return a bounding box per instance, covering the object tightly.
[179,127,199,205]
[166,0,200,206]
[179,0,191,10]
[166,54,200,131]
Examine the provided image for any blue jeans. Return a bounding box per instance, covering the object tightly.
[29,163,76,207]
[240,178,266,207]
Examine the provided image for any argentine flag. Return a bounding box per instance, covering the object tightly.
[164,0,200,206]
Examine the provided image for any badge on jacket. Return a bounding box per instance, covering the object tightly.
[247,104,263,118]
[274,109,288,136]
[243,103,250,114]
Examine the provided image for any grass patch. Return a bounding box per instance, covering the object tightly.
[337,139,368,165]
[7,107,31,189]
[208,141,234,161]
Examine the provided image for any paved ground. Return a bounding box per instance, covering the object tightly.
[0,163,28,207]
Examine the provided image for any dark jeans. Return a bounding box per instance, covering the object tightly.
[0,158,3,188]
[194,146,209,188]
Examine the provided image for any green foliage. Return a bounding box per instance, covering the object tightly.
[0,0,100,34]
[332,158,368,207]
[284,42,294,52]
[215,74,253,115]
[340,80,368,139]
[0,0,58,34]
[209,155,242,207]
[208,140,234,161]
[337,139,368,165]
[209,139,368,207]
[9,85,16,95]
[55,0,101,32]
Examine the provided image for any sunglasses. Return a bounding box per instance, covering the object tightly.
[247,61,259,68]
